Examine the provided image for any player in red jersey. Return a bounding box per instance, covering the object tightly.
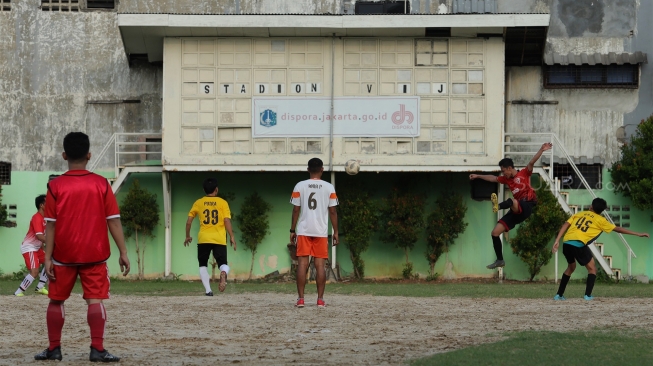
[34,132,130,363]
[14,195,50,296]
[470,142,552,270]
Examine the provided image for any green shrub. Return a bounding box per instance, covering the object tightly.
[236,192,271,280]
[338,182,377,279]
[120,180,160,280]
[425,192,468,277]
[510,179,570,281]
[379,179,426,279]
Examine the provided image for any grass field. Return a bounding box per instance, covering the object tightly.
[2,278,652,298]
[2,278,652,365]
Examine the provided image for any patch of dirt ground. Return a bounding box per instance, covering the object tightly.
[1,294,653,365]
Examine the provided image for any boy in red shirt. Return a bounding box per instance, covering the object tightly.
[14,195,50,296]
[470,142,552,270]
[35,132,130,362]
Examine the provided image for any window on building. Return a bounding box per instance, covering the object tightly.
[0,161,10,185]
[544,65,639,88]
[355,1,410,14]
[553,164,602,190]
[41,0,79,12]
[86,0,114,9]
[0,0,11,12]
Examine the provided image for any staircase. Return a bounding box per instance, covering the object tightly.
[88,133,163,194]
[504,133,635,281]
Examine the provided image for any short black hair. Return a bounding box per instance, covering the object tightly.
[498,158,514,169]
[35,195,46,210]
[591,198,608,214]
[203,178,218,194]
[308,158,323,173]
[63,132,90,162]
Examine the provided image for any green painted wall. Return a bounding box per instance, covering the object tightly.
[1,169,651,282]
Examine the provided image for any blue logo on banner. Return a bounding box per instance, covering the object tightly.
[260,109,277,127]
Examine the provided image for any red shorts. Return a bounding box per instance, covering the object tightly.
[23,250,45,270]
[296,236,328,259]
[48,263,110,301]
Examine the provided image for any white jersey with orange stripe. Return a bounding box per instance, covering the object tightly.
[290,179,338,237]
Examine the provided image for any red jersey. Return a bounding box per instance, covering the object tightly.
[497,168,537,201]
[45,170,120,265]
[21,212,45,254]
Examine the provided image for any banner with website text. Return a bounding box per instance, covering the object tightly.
[252,97,420,137]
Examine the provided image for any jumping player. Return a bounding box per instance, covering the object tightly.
[552,198,649,300]
[14,195,49,296]
[470,142,552,269]
[289,158,339,308]
[35,132,130,362]
[185,178,236,296]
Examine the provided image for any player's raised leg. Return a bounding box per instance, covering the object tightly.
[15,256,41,296]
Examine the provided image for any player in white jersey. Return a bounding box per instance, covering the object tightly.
[290,158,339,308]
[15,195,49,296]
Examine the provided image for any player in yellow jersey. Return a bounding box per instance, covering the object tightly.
[552,198,649,301]
[184,178,237,296]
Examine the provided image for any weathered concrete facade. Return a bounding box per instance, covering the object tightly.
[507,0,647,165]
[0,0,162,172]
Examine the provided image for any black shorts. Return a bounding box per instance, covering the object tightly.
[197,244,227,267]
[498,200,537,231]
[562,243,593,266]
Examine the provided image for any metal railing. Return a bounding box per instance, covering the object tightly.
[505,132,636,277]
[89,133,162,178]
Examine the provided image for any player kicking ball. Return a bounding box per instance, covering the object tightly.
[289,158,339,308]
[35,132,130,362]
[552,198,649,301]
[470,142,552,269]
[15,195,50,297]
[185,178,236,296]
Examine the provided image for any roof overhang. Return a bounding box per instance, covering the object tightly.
[118,13,551,62]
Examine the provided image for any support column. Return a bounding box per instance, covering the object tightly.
[331,171,336,269]
[162,171,172,277]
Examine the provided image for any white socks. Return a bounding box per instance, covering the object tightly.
[36,268,48,290]
[15,274,35,295]
[219,264,230,275]
[199,267,212,293]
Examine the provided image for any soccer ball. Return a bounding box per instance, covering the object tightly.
[345,159,360,175]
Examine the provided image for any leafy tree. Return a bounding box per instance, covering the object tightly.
[338,182,377,279]
[0,186,7,227]
[236,192,271,280]
[120,180,160,280]
[610,115,653,220]
[425,192,468,277]
[510,180,569,281]
[379,185,425,278]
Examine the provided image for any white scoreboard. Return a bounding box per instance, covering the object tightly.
[162,37,505,171]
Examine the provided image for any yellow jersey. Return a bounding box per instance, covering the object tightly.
[188,196,231,245]
[563,211,615,245]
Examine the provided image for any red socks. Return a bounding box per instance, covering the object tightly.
[87,303,106,351]
[46,303,65,351]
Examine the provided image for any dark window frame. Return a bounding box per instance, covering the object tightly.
[543,64,639,89]
[1,0,11,12]
[354,1,410,14]
[86,0,115,10]
[552,163,602,190]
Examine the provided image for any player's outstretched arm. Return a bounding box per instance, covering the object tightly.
[44,221,56,280]
[108,218,130,276]
[527,142,553,171]
[614,227,650,238]
[224,218,237,251]
[469,174,498,182]
[329,206,339,246]
[184,216,194,246]
[552,222,571,253]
